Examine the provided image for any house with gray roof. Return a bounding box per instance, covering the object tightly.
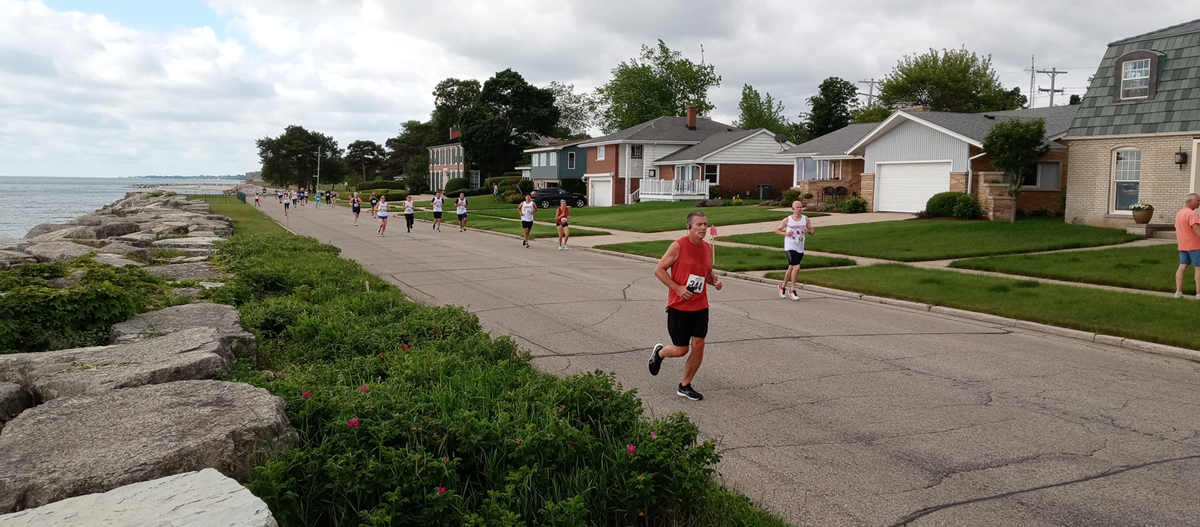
[576,107,747,206]
[777,123,875,202]
[1062,18,1200,229]
[651,128,795,201]
[838,104,1078,215]
[523,138,588,189]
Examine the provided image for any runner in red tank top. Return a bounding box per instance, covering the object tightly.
[647,211,722,401]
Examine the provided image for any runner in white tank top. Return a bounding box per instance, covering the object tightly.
[773,200,815,301]
[519,194,537,248]
[376,197,389,236]
[431,191,445,231]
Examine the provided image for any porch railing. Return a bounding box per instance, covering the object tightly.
[640,178,710,198]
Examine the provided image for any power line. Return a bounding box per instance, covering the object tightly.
[858,78,881,106]
[1036,67,1067,106]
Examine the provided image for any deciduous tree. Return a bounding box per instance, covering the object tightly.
[734,84,790,136]
[982,117,1050,222]
[256,125,341,190]
[593,40,721,133]
[545,81,592,138]
[804,77,859,137]
[430,78,481,136]
[345,140,386,182]
[879,47,1026,113]
[460,69,559,177]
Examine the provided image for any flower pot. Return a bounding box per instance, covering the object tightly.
[1132,208,1154,224]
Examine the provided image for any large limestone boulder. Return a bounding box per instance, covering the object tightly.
[90,254,142,268]
[143,262,226,281]
[96,241,151,263]
[151,236,224,249]
[0,327,233,403]
[22,224,72,240]
[0,382,32,430]
[0,380,296,512]
[29,226,99,242]
[0,238,33,252]
[110,231,157,247]
[0,468,279,527]
[110,303,254,359]
[24,242,94,263]
[0,250,36,269]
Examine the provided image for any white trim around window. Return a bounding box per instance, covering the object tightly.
[1111,148,1141,213]
[1021,161,1061,190]
[1121,59,1151,100]
[597,145,606,161]
[704,164,719,185]
[568,151,576,169]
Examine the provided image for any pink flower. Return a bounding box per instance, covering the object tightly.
[359,385,370,393]
[301,391,313,399]
[347,417,360,428]
[650,432,657,439]
[627,444,636,457]
[437,486,447,494]
[443,456,450,463]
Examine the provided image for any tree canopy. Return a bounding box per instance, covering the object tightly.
[460,69,559,177]
[804,77,860,137]
[982,117,1050,221]
[344,140,386,182]
[879,47,1026,113]
[545,81,592,138]
[734,84,790,136]
[593,40,721,133]
[256,125,342,189]
[430,78,481,137]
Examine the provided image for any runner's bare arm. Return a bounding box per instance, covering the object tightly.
[706,268,723,290]
[774,217,789,236]
[805,219,815,235]
[654,241,690,299]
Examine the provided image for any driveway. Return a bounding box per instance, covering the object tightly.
[258,201,1200,527]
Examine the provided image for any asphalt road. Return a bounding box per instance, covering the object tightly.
[260,201,1200,527]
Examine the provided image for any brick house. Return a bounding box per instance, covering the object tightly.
[523,138,589,189]
[653,128,795,200]
[777,123,874,201]
[1062,19,1200,230]
[837,105,1077,217]
[578,107,754,206]
[427,128,481,192]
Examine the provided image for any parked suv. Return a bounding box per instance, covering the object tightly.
[529,187,587,209]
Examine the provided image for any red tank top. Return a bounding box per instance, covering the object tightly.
[667,236,712,311]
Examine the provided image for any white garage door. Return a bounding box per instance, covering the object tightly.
[876,162,952,213]
[589,178,612,207]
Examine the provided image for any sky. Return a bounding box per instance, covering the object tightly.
[1,1,1195,177]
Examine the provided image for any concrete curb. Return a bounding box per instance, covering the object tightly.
[577,245,1200,365]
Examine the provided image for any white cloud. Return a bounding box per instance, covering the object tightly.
[0,0,1196,176]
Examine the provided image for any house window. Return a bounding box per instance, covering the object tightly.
[597,145,605,161]
[1021,162,1061,190]
[550,152,557,166]
[678,165,698,180]
[648,168,656,178]
[568,152,576,169]
[630,145,643,159]
[546,181,558,188]
[1121,59,1151,100]
[1113,149,1141,211]
[704,164,719,184]
[801,158,819,180]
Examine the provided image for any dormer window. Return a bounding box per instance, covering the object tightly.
[1121,59,1150,99]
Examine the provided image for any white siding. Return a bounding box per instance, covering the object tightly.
[645,144,686,175]
[864,120,971,172]
[705,134,793,165]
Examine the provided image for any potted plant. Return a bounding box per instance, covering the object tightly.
[1131,202,1155,224]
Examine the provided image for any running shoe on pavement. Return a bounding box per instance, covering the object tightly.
[788,289,800,301]
[778,283,786,298]
[648,343,664,376]
[677,383,703,401]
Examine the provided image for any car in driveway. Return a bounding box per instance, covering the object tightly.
[529,187,587,209]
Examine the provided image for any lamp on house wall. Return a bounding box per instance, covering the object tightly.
[1176,149,1189,169]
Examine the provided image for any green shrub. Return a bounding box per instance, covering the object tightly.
[926,192,971,218]
[484,176,522,189]
[503,190,524,204]
[709,185,722,199]
[459,186,493,197]
[207,234,729,526]
[517,179,534,194]
[384,190,408,202]
[443,177,469,194]
[559,178,585,195]
[0,256,181,353]
[841,196,868,213]
[780,189,801,205]
[951,194,981,220]
[365,180,407,191]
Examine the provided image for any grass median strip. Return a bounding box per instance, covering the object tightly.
[795,264,1200,350]
[719,217,1140,261]
[413,211,608,239]
[188,195,291,236]
[595,240,855,272]
[951,243,1191,294]
[475,201,825,233]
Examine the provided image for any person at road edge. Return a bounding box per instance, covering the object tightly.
[774,200,814,301]
[1174,192,1200,299]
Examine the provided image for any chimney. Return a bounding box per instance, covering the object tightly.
[686,106,697,129]
[449,127,460,140]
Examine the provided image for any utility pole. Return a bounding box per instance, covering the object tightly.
[1037,67,1067,107]
[1026,55,1035,109]
[858,78,881,106]
[315,145,321,192]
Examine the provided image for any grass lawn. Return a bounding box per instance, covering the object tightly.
[473,201,825,232]
[796,264,1200,350]
[188,195,290,236]
[412,212,608,239]
[951,243,1193,294]
[595,240,855,272]
[412,198,517,210]
[718,217,1140,262]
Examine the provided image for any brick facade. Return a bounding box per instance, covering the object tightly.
[587,145,624,205]
[709,164,792,200]
[1063,134,1195,227]
[968,145,1070,215]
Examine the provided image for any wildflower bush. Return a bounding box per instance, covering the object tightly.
[0,256,181,353]
[210,234,747,526]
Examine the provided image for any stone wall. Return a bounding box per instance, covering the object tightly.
[861,173,876,212]
[1064,134,1195,228]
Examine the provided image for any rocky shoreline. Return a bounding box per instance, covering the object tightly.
[0,193,291,525]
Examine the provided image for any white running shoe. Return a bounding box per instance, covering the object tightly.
[788,289,800,301]
[778,283,786,298]
[1175,291,1184,298]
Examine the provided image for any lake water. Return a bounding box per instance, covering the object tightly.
[0,176,242,238]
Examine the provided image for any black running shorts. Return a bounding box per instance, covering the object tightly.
[786,250,804,266]
[666,307,709,347]
[522,220,534,230]
[433,211,442,219]
[352,206,361,213]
